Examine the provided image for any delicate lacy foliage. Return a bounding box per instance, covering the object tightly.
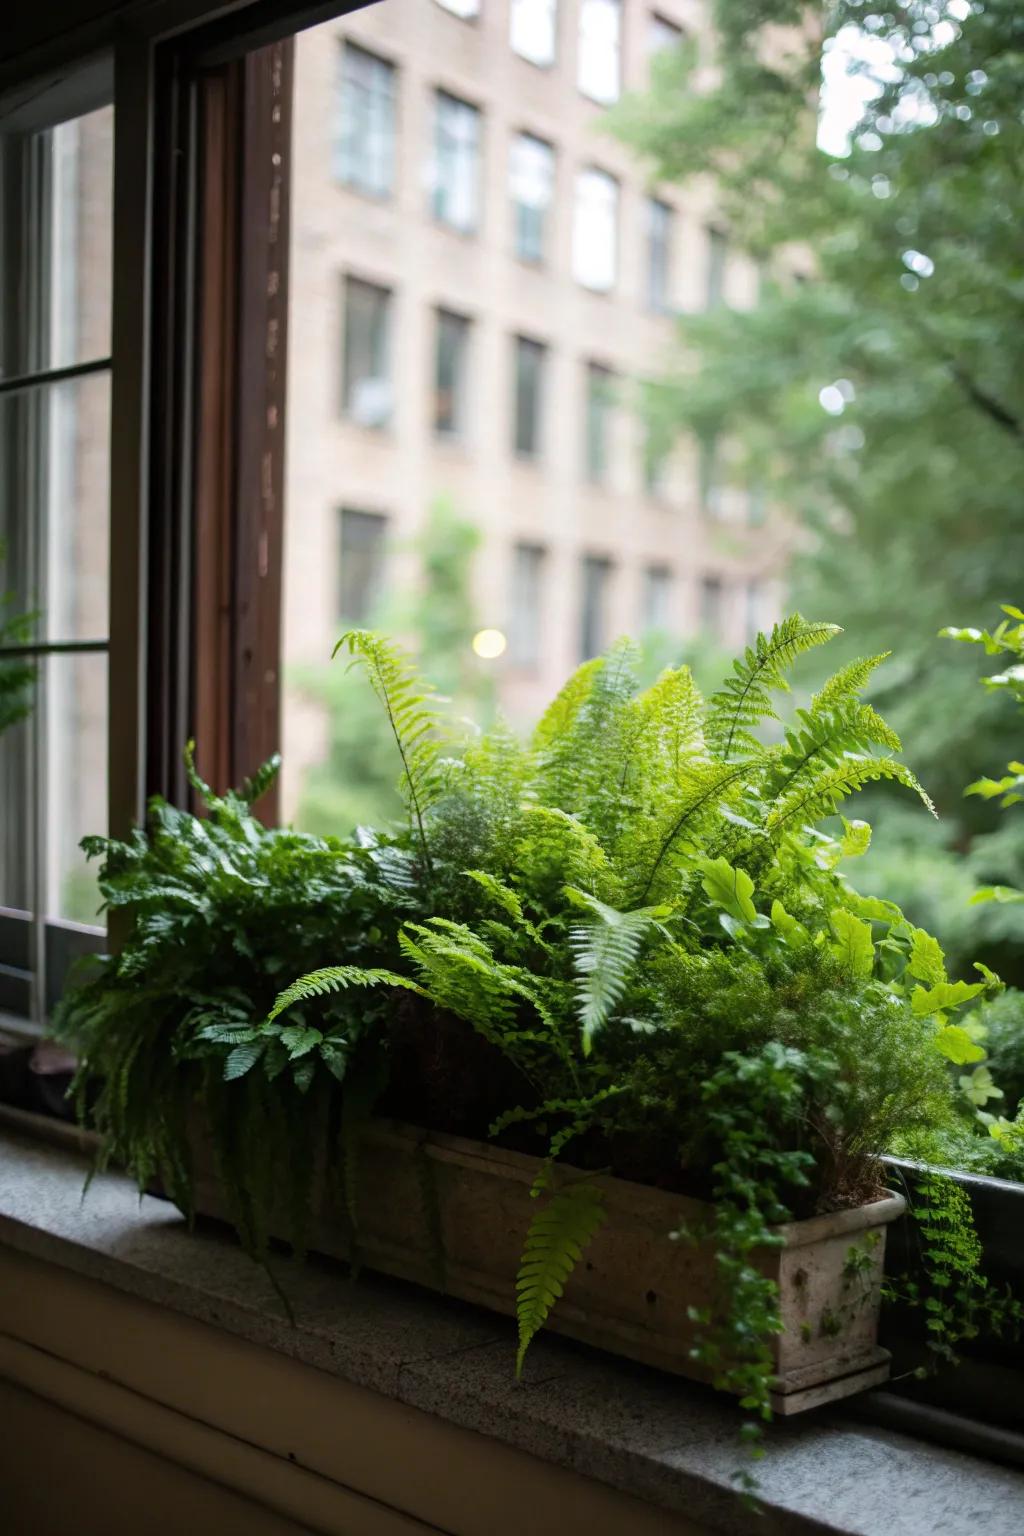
[705,617,840,761]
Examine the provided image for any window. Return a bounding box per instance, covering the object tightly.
[644,427,669,496]
[745,579,769,642]
[339,510,388,624]
[647,197,674,312]
[578,0,622,104]
[580,555,613,659]
[649,13,683,58]
[342,276,392,428]
[510,0,558,66]
[706,226,728,308]
[510,132,555,264]
[513,336,546,457]
[434,309,471,438]
[433,91,481,235]
[572,169,618,292]
[434,0,480,17]
[334,43,396,197]
[584,363,614,483]
[698,432,722,517]
[700,574,724,638]
[0,100,114,1020]
[508,543,546,666]
[641,565,673,633]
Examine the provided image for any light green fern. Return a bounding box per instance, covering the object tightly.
[565,888,671,1053]
[515,1170,606,1376]
[705,615,841,761]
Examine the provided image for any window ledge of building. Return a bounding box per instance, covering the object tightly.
[2,1118,1023,1535]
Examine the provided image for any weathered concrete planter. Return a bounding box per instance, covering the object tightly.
[194,1117,906,1414]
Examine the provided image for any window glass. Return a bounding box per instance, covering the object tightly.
[433,91,481,234]
[580,555,613,659]
[510,132,555,263]
[578,0,622,104]
[335,43,396,196]
[513,336,546,457]
[339,509,388,623]
[648,13,682,60]
[745,578,768,641]
[510,0,558,67]
[508,543,546,666]
[700,573,723,637]
[434,309,471,438]
[647,197,673,312]
[706,226,728,308]
[343,276,392,427]
[641,565,672,633]
[585,363,613,483]
[572,168,618,292]
[435,0,480,17]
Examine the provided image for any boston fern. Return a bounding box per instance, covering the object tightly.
[56,619,1011,1445]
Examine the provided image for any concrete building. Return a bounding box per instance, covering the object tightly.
[280,0,789,815]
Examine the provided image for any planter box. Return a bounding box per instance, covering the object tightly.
[192,1117,905,1415]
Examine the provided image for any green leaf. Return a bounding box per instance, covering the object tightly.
[223,1041,265,1080]
[934,1025,987,1066]
[279,1024,323,1060]
[701,857,757,925]
[969,885,1024,906]
[829,909,874,978]
[911,980,985,1019]
[770,899,810,948]
[907,928,947,989]
[839,817,871,858]
[515,1178,606,1377]
[958,1066,1003,1108]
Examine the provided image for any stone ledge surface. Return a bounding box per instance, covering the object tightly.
[1,1122,1022,1536]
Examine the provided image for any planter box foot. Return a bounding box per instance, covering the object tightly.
[770,1355,892,1415]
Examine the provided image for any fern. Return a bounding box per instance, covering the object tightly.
[767,754,936,838]
[267,965,423,1025]
[515,1169,607,1376]
[705,616,841,762]
[565,888,670,1053]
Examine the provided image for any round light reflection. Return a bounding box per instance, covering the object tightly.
[472,628,507,660]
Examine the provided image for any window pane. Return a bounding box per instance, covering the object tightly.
[334,43,395,197]
[700,574,723,637]
[510,133,554,263]
[510,0,558,66]
[0,105,113,379]
[435,309,470,438]
[433,91,480,234]
[508,543,546,666]
[641,565,672,633]
[343,276,392,427]
[45,650,107,923]
[435,0,480,16]
[585,363,613,483]
[578,0,621,104]
[647,198,673,312]
[572,169,618,291]
[648,13,682,59]
[339,509,388,623]
[580,555,612,659]
[745,579,768,642]
[0,694,32,910]
[514,336,545,457]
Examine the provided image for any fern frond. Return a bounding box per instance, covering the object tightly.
[811,652,891,713]
[767,699,903,805]
[767,755,937,839]
[634,760,751,903]
[706,616,841,761]
[334,630,448,875]
[632,665,704,782]
[565,888,670,1053]
[240,754,282,806]
[531,657,604,754]
[267,965,422,1025]
[515,1176,606,1376]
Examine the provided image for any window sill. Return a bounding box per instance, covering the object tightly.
[1,1116,1022,1535]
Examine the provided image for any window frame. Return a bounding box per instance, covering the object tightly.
[334,38,397,199]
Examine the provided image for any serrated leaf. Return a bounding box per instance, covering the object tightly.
[223,1041,265,1080]
[912,980,985,1018]
[701,856,757,924]
[934,1025,987,1066]
[829,909,874,978]
[839,818,871,858]
[907,928,947,988]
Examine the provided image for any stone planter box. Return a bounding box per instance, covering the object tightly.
[193,1117,906,1415]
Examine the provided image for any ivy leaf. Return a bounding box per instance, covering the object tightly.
[907,928,947,988]
[701,857,757,925]
[839,818,871,858]
[912,980,985,1019]
[223,1041,265,1080]
[934,1025,987,1066]
[829,909,874,978]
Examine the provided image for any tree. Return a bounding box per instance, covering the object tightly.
[612,0,1024,975]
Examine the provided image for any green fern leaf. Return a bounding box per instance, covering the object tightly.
[565,888,670,1053]
[515,1177,606,1376]
[706,616,840,761]
[767,754,936,836]
[267,965,423,1025]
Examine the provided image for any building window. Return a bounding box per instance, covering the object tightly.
[434,0,480,17]
[343,276,392,428]
[510,0,558,66]
[584,363,614,484]
[745,578,769,642]
[578,0,622,104]
[698,432,722,517]
[700,574,724,638]
[334,43,396,197]
[434,308,471,439]
[641,565,673,633]
[644,427,669,497]
[572,168,618,292]
[339,510,389,624]
[508,543,546,666]
[647,197,674,312]
[510,132,555,264]
[706,226,728,308]
[580,555,613,659]
[648,13,683,61]
[513,336,546,457]
[432,90,481,235]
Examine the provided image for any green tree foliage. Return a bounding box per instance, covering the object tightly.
[610,0,1024,966]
